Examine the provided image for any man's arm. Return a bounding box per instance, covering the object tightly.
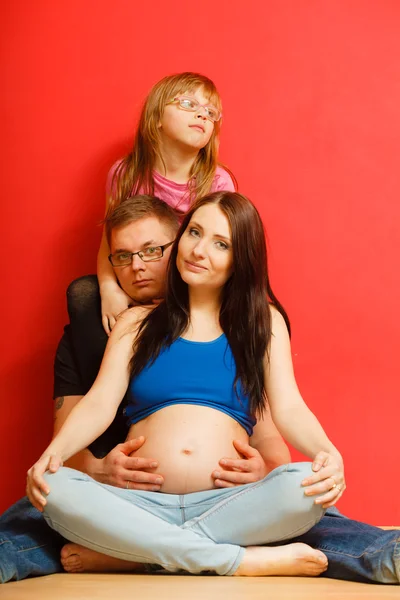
[250,410,292,471]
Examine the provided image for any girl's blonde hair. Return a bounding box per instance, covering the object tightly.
[109,72,234,213]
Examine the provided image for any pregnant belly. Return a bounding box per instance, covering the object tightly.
[127,404,249,494]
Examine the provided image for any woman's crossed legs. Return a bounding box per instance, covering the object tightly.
[43,463,327,576]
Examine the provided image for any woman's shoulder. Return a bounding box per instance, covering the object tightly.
[212,166,236,192]
[269,305,290,343]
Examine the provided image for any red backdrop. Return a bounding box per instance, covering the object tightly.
[1,1,399,524]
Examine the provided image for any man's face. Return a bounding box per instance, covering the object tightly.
[110,216,174,304]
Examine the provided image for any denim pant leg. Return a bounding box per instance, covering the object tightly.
[0,497,65,583]
[291,509,400,584]
[42,467,243,576]
[183,463,325,545]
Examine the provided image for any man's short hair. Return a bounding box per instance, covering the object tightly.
[104,195,180,245]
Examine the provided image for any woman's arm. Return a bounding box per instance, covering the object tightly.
[45,312,138,460]
[264,307,340,459]
[264,308,345,507]
[53,394,163,490]
[27,308,146,509]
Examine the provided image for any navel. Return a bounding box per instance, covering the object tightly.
[181,447,194,455]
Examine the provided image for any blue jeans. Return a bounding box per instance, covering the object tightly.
[294,509,400,583]
[41,464,325,575]
[0,497,64,582]
[1,488,399,583]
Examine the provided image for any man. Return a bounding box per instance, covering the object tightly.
[0,196,399,583]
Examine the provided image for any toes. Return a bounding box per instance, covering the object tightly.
[61,543,79,559]
[61,556,80,568]
[307,549,327,565]
[64,563,83,573]
[62,557,83,573]
[62,556,80,566]
[313,563,328,575]
[61,554,82,569]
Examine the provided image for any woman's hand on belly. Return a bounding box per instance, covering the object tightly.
[212,440,269,488]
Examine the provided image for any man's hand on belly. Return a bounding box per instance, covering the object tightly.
[212,439,268,488]
[91,436,164,490]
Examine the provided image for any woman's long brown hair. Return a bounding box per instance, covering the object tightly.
[108,72,235,215]
[129,191,290,417]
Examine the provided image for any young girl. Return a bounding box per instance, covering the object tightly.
[27,192,345,578]
[99,72,235,334]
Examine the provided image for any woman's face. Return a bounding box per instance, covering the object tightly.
[158,86,215,151]
[177,203,233,290]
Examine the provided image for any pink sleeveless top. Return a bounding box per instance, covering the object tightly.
[106,163,235,214]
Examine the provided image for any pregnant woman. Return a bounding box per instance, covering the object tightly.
[27,191,345,577]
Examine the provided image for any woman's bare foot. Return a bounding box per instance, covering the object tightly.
[61,543,144,574]
[233,543,328,577]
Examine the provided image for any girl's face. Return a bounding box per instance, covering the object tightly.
[159,86,215,151]
[177,204,233,291]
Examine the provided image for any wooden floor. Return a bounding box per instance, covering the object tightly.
[2,573,399,599]
[3,527,399,598]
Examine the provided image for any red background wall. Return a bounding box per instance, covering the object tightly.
[1,1,399,524]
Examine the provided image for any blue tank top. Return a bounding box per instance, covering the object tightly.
[125,334,256,436]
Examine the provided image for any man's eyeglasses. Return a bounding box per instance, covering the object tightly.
[108,241,174,267]
[167,96,222,123]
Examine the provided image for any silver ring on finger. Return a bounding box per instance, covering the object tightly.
[126,481,130,490]
[330,476,337,490]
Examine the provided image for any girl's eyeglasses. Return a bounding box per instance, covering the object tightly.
[167,96,222,123]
